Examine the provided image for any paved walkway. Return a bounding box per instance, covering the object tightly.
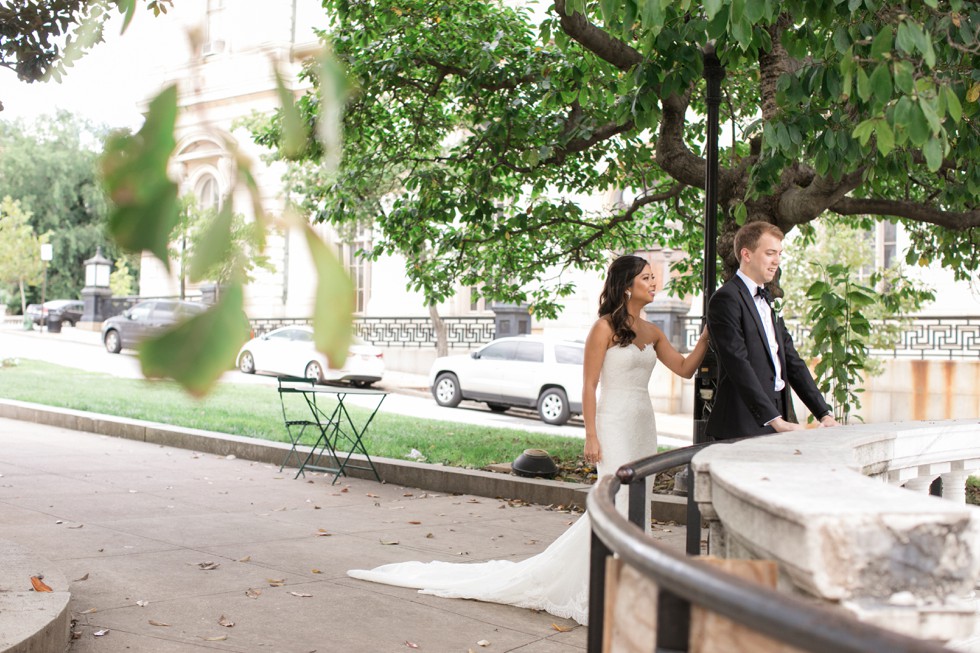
[0,417,686,652]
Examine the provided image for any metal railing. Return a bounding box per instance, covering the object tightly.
[586,443,955,652]
[683,315,980,360]
[250,316,496,349]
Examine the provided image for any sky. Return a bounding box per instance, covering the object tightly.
[0,13,165,131]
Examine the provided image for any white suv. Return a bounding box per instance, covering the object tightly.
[428,336,584,425]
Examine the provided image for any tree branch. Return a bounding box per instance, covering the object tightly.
[831,197,980,229]
[553,0,642,71]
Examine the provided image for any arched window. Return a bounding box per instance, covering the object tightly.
[195,174,220,210]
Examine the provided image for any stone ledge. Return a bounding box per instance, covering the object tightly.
[0,540,71,653]
[692,419,980,640]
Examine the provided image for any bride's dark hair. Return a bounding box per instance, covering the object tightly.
[598,255,648,347]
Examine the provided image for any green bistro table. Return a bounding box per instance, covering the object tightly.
[277,377,387,484]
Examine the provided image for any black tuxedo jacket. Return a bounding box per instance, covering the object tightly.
[705,276,831,440]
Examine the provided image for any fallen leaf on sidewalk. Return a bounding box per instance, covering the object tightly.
[477,639,491,646]
[93,629,109,637]
[408,521,421,525]
[238,555,251,562]
[199,635,227,641]
[289,591,313,598]
[73,573,89,582]
[218,615,235,627]
[552,623,573,632]
[136,600,149,607]
[79,608,97,615]
[149,620,170,627]
[366,492,379,498]
[30,576,52,592]
[197,561,220,570]
[405,642,419,649]
[311,568,322,574]
[380,539,399,545]
[68,524,84,529]
[267,578,285,586]
[245,588,261,599]
[315,529,332,537]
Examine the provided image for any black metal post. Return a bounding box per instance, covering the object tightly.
[587,529,611,653]
[693,43,725,446]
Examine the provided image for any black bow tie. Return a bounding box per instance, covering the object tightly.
[756,286,773,304]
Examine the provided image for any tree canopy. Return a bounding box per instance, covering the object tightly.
[0,0,171,110]
[0,111,122,303]
[253,0,980,316]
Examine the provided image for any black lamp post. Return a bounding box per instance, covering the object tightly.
[692,43,725,445]
[80,248,113,329]
[686,42,725,556]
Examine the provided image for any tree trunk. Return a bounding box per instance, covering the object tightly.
[428,303,448,358]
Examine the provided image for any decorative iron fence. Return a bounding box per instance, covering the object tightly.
[683,315,980,360]
[250,316,496,349]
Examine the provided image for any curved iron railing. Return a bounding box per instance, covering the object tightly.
[586,443,955,653]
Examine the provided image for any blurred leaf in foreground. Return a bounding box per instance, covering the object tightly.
[188,200,234,283]
[139,284,251,396]
[101,84,180,269]
[303,223,353,369]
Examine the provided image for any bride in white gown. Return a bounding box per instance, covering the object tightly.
[348,255,709,626]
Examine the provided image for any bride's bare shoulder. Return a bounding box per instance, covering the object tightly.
[586,317,614,349]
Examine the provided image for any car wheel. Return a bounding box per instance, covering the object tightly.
[432,372,462,407]
[538,388,570,425]
[239,351,256,374]
[304,361,324,384]
[487,403,509,413]
[104,329,122,354]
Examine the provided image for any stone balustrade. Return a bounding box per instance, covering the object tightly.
[692,419,980,644]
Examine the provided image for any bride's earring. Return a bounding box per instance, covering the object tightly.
[625,290,632,300]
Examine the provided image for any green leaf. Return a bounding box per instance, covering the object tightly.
[870,25,893,60]
[119,0,138,33]
[101,85,180,270]
[274,65,308,160]
[600,0,618,25]
[856,66,871,102]
[139,284,252,396]
[892,60,914,95]
[303,223,354,369]
[922,137,943,171]
[907,104,930,146]
[188,200,234,283]
[869,63,892,106]
[918,97,942,134]
[944,86,963,123]
[875,121,895,156]
[704,0,724,21]
[851,118,876,146]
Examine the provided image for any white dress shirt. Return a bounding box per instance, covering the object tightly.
[736,270,785,392]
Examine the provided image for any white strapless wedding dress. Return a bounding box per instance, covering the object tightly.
[347,344,659,626]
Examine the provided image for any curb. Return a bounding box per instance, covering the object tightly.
[0,399,688,523]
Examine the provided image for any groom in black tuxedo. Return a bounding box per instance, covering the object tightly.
[705,221,837,440]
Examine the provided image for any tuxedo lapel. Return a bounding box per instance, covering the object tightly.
[734,280,773,368]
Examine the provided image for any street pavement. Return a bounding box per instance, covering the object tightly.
[0,416,688,652]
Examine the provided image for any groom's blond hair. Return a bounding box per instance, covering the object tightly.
[734,221,783,263]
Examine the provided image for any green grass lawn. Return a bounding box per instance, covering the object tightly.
[0,359,587,472]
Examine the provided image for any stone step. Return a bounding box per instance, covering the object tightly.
[0,540,71,653]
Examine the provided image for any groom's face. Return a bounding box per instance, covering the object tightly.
[741,233,783,285]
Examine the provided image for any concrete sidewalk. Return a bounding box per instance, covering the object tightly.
[0,417,686,652]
